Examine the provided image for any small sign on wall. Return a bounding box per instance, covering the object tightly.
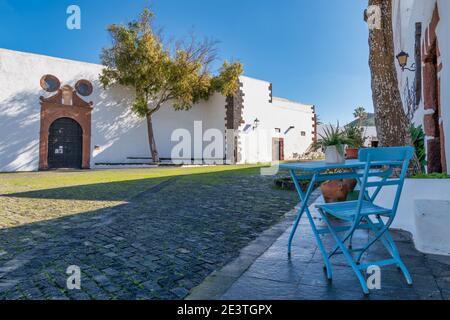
[55,146,64,154]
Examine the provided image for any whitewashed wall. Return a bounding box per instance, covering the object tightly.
[393,0,450,171]
[0,49,226,171]
[0,49,106,171]
[0,49,314,171]
[238,76,314,163]
[387,0,450,254]
[362,126,378,147]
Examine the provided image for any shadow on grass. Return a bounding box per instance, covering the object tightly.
[0,166,262,201]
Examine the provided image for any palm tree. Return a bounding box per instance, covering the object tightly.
[353,107,368,128]
[316,115,323,126]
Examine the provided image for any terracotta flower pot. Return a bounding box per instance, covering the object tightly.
[343,178,357,193]
[346,147,359,160]
[320,180,349,203]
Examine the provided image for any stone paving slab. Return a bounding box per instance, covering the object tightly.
[219,199,450,300]
[187,189,321,300]
[0,170,299,300]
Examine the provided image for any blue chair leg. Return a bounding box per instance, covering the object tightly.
[355,216,396,264]
[363,217,413,286]
[328,217,363,259]
[306,210,333,280]
[396,258,413,285]
[319,209,370,294]
[372,218,413,285]
[363,222,394,261]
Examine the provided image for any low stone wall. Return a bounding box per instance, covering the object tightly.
[374,178,450,256]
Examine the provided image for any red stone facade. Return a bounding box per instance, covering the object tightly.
[421,4,446,173]
[39,83,93,170]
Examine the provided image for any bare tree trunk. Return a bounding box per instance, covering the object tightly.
[367,0,421,175]
[146,113,160,163]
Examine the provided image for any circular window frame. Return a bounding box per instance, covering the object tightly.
[40,75,61,93]
[75,79,93,97]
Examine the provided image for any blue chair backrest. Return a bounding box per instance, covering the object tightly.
[356,147,415,217]
[358,147,415,163]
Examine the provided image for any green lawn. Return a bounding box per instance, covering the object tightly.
[0,165,264,229]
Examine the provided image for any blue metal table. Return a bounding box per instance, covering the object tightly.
[280,160,372,256]
[280,149,414,294]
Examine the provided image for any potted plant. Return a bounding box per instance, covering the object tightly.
[342,126,364,192]
[320,176,349,203]
[344,125,366,159]
[318,168,357,203]
[313,124,356,203]
[314,123,353,164]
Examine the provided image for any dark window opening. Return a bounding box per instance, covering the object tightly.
[414,22,422,106]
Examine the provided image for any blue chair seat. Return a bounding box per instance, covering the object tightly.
[316,201,391,221]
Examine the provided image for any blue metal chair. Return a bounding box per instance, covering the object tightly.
[315,147,414,294]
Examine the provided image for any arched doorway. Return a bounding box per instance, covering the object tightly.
[47,118,83,169]
[39,76,93,170]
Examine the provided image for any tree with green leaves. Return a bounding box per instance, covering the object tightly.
[100,8,243,162]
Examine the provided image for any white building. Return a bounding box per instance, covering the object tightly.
[318,118,378,149]
[393,0,450,173]
[0,49,316,172]
[345,113,378,148]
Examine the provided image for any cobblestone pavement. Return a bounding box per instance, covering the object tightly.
[221,201,450,300]
[0,169,299,300]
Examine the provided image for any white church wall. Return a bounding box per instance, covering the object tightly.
[271,97,315,160]
[393,0,434,127]
[0,49,104,171]
[0,49,314,171]
[92,88,226,165]
[238,76,314,163]
[239,76,273,163]
[384,0,450,255]
[0,49,226,171]
[392,0,450,171]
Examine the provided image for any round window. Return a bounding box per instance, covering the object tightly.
[75,80,93,97]
[40,75,61,92]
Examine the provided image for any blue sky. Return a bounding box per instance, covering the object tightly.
[0,0,373,124]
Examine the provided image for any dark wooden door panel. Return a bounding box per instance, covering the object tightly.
[48,118,82,169]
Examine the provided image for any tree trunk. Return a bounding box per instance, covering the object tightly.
[367,0,421,175]
[146,113,160,163]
